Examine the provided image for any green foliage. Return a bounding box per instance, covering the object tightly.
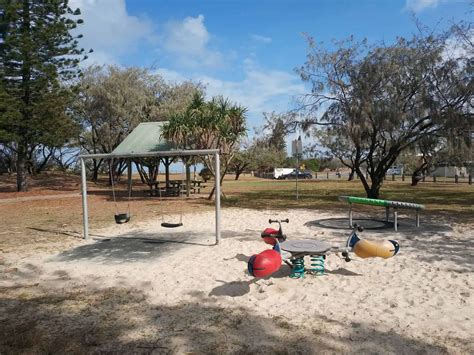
[199,167,213,181]
[257,147,286,172]
[298,31,472,198]
[0,0,86,190]
[302,158,319,172]
[162,93,247,197]
[76,66,166,153]
[75,65,202,180]
[262,112,288,153]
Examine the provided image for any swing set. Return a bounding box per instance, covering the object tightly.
[79,148,222,243]
[108,156,200,228]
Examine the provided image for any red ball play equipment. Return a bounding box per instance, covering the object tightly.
[248,249,282,278]
[261,227,279,246]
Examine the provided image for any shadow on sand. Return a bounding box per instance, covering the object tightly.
[52,230,214,264]
[305,216,473,272]
[1,284,464,354]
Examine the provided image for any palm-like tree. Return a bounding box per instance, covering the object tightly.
[162,93,247,199]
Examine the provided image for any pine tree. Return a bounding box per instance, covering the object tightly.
[0,0,87,191]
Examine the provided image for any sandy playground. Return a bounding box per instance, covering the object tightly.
[1,207,473,353]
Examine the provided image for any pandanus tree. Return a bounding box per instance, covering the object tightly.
[162,94,247,199]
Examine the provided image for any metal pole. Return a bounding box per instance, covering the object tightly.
[215,152,221,245]
[385,206,390,222]
[80,158,89,240]
[394,209,398,232]
[416,210,420,228]
[296,154,299,200]
[349,203,353,227]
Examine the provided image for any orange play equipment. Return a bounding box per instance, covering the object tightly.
[352,237,399,259]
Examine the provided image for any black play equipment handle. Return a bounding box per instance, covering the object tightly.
[353,223,364,232]
[269,219,289,224]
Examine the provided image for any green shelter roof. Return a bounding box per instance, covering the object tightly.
[111,122,174,155]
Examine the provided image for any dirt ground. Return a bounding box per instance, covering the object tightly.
[1,172,473,354]
[0,172,215,255]
[0,173,216,353]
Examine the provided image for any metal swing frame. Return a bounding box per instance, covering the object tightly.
[79,149,221,244]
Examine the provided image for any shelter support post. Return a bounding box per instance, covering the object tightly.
[127,159,132,197]
[165,157,170,188]
[215,152,221,245]
[385,206,390,222]
[80,158,89,240]
[416,210,420,227]
[185,162,191,197]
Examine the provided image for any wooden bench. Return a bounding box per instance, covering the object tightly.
[145,182,181,197]
[180,184,207,194]
[338,196,425,231]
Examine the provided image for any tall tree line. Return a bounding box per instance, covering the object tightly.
[0,0,87,191]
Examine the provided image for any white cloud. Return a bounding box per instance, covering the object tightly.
[250,34,272,44]
[157,59,305,122]
[163,14,223,68]
[443,29,474,60]
[155,68,187,83]
[69,0,155,65]
[404,0,439,12]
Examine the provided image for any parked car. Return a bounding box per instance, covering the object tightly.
[387,166,403,175]
[277,170,313,180]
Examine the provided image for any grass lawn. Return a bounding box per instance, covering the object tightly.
[221,177,474,222]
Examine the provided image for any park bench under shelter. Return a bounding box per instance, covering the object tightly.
[338,195,425,231]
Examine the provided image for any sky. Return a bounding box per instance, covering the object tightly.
[69,0,472,134]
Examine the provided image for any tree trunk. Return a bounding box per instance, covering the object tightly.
[235,169,243,180]
[91,159,101,182]
[208,169,226,200]
[366,176,383,199]
[348,168,355,181]
[411,163,428,186]
[16,143,28,192]
[367,184,381,199]
[411,174,423,186]
[34,147,55,174]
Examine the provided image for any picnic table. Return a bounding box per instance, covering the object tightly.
[169,179,207,195]
[146,180,207,196]
[146,182,179,197]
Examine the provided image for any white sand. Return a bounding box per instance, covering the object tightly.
[2,208,473,353]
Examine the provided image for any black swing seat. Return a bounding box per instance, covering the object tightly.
[161,222,183,228]
[115,213,130,224]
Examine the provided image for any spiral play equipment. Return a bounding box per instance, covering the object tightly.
[309,255,325,275]
[247,219,400,279]
[290,257,305,279]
